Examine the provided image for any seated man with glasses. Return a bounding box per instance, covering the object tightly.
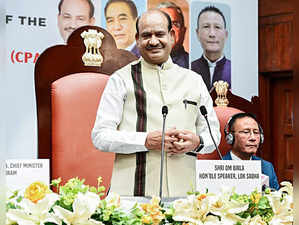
[223,112,280,190]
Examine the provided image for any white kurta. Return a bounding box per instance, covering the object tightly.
[92,57,220,197]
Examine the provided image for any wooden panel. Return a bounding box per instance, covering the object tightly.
[259,0,294,17]
[259,14,293,72]
[258,0,295,184]
[283,89,294,134]
[270,77,293,183]
[258,75,271,161]
[259,24,274,72]
[283,89,294,180]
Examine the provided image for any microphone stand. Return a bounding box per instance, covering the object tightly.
[200,106,223,160]
[159,106,168,199]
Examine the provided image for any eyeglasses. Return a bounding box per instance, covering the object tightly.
[232,129,261,137]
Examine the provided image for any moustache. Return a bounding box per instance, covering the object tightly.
[64,27,76,32]
[145,44,164,50]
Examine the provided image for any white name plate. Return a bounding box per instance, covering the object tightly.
[196,160,261,194]
[5,159,50,192]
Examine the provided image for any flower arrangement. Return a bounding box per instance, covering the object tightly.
[6,177,293,225]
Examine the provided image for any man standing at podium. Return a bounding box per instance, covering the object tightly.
[223,113,279,190]
[92,9,220,197]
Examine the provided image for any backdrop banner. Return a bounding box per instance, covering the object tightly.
[4,0,257,159]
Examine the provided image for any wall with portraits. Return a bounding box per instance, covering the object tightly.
[4,0,257,159]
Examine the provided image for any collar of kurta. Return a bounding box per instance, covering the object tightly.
[139,56,174,70]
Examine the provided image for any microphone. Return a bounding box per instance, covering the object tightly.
[162,105,168,118]
[159,105,168,199]
[199,105,223,160]
[200,105,208,117]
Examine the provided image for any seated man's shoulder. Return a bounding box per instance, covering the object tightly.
[253,156,274,168]
[222,151,231,160]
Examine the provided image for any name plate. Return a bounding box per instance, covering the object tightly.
[196,160,261,194]
[5,159,50,192]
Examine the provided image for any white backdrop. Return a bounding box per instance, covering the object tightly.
[4,0,258,159]
[5,0,101,159]
[1,1,6,223]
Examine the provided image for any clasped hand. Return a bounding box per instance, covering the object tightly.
[145,128,200,155]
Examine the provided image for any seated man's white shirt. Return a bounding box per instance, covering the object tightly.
[230,151,252,160]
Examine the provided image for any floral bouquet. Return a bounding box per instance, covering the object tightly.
[6,177,293,225]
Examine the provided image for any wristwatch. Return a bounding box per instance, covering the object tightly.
[194,135,204,152]
[186,136,204,157]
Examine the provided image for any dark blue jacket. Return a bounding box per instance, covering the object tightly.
[223,151,280,190]
[191,55,231,91]
[170,46,189,69]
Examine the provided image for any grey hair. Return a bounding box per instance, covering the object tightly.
[156,1,185,25]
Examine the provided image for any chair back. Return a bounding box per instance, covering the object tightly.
[35,26,137,191]
[51,73,114,192]
[35,25,137,161]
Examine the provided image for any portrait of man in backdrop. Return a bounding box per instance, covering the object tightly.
[57,0,96,42]
[156,1,189,68]
[103,0,146,57]
[190,3,231,91]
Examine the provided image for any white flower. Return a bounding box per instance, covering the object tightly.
[5,216,16,225]
[220,214,249,225]
[203,215,221,225]
[266,182,293,225]
[279,181,293,196]
[6,193,61,225]
[105,192,120,208]
[267,192,293,224]
[269,218,293,225]
[247,215,267,225]
[172,194,211,224]
[208,186,249,220]
[53,191,103,225]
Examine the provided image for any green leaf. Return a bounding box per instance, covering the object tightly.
[51,177,61,187]
[258,196,271,210]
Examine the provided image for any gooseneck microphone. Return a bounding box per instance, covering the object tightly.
[200,105,223,160]
[159,105,168,199]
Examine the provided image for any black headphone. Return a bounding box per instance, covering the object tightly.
[224,112,264,146]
